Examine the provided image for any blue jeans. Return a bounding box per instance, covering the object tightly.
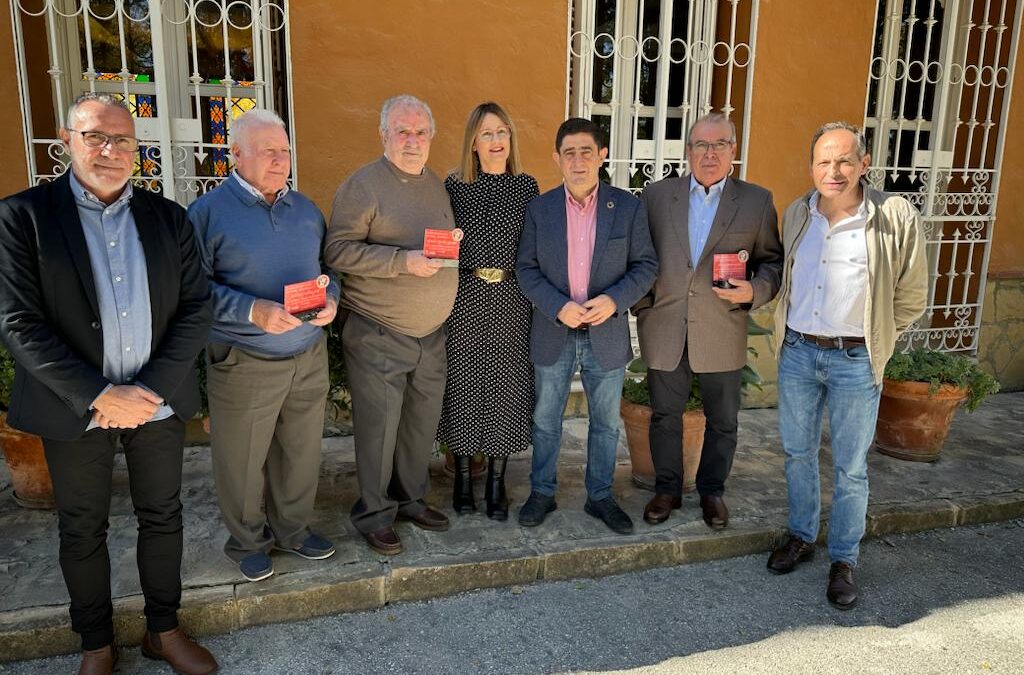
[778,328,882,566]
[531,330,625,501]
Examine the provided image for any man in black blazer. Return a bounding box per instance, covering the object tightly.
[0,93,217,675]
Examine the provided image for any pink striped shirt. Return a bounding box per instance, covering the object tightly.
[565,186,598,305]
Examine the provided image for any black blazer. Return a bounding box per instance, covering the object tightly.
[0,172,211,441]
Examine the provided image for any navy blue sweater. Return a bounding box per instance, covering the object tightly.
[188,176,338,357]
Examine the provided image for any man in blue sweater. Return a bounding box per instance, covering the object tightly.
[188,109,339,582]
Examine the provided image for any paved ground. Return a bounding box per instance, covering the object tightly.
[1,392,1022,661]
[4,519,1022,674]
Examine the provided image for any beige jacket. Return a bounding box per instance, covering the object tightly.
[773,182,928,384]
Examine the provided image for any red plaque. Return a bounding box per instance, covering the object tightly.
[284,274,329,320]
[712,253,747,289]
[423,228,461,265]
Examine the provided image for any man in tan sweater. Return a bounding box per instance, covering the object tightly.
[325,95,457,555]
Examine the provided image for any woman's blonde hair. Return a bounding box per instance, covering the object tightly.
[455,102,522,183]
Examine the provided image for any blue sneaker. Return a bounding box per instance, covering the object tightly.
[275,533,336,560]
[237,552,274,582]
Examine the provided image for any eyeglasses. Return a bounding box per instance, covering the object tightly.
[478,128,511,143]
[690,140,734,154]
[68,128,140,152]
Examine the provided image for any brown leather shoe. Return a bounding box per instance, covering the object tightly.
[643,493,682,524]
[78,644,117,675]
[363,526,403,555]
[767,534,815,574]
[699,495,729,530]
[827,562,858,610]
[398,505,450,532]
[141,627,218,675]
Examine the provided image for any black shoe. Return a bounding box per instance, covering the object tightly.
[827,562,859,610]
[584,496,634,535]
[518,491,557,527]
[452,454,476,514]
[767,534,815,575]
[485,457,509,521]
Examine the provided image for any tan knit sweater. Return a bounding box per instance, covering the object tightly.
[325,157,457,337]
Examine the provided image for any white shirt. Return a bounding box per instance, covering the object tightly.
[787,193,869,337]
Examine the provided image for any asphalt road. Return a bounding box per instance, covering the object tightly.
[4,520,1023,675]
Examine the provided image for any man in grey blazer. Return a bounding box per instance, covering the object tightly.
[516,118,658,535]
[635,113,782,529]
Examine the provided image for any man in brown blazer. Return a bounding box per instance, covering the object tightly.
[634,113,783,529]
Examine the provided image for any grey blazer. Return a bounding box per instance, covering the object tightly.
[516,182,658,371]
[634,175,783,373]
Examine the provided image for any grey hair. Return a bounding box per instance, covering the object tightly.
[379,94,436,137]
[230,108,287,149]
[686,112,736,145]
[810,121,867,162]
[65,92,130,127]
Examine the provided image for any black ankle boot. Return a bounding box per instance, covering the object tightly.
[485,457,509,521]
[452,454,476,513]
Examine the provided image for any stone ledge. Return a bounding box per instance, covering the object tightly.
[866,499,959,537]
[3,494,1023,663]
[389,551,541,603]
[953,493,1024,526]
[540,536,679,581]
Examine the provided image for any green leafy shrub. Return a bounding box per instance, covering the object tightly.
[0,345,15,411]
[884,348,1000,412]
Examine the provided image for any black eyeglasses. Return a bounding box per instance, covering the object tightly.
[67,128,140,152]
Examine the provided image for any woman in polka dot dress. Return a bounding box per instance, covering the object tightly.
[438,102,539,521]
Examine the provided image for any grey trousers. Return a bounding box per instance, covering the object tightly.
[342,312,447,534]
[206,333,329,560]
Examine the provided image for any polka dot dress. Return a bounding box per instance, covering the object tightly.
[437,171,540,458]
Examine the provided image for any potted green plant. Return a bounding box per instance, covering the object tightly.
[0,345,55,508]
[875,348,1000,462]
[620,316,768,491]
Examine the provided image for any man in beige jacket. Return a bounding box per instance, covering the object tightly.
[635,113,782,530]
[766,122,927,610]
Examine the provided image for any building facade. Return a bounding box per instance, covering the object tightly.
[2,0,1022,396]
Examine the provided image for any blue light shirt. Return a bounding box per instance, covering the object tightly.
[69,171,174,429]
[688,175,727,263]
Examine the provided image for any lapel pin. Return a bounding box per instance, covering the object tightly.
[606,201,615,209]
[737,249,750,262]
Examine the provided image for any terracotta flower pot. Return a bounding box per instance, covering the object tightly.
[0,413,55,509]
[619,398,704,492]
[874,378,967,462]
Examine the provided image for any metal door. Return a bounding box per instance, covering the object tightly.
[864,0,1022,353]
[10,0,293,204]
[567,0,758,192]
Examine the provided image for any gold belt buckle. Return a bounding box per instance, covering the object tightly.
[473,268,506,284]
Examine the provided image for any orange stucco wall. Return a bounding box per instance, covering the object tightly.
[289,0,568,213]
[989,40,1024,276]
[744,1,877,210]
[0,10,29,199]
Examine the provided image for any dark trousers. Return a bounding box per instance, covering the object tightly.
[342,312,447,534]
[648,347,742,497]
[43,416,185,650]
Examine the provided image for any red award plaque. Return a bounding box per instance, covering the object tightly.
[712,251,748,289]
[284,274,329,320]
[423,228,462,267]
